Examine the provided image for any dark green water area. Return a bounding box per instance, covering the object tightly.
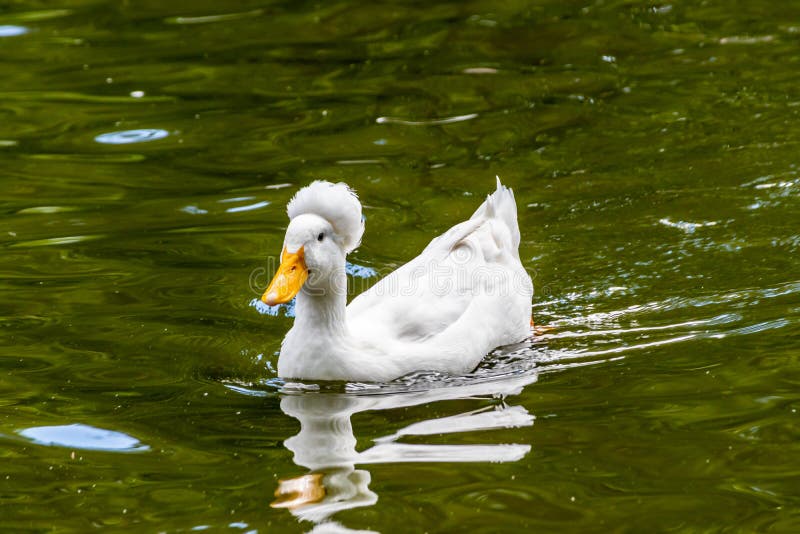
[2,1,799,532]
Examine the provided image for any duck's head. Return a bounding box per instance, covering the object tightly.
[261,181,364,306]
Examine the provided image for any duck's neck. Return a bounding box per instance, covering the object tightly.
[293,268,348,338]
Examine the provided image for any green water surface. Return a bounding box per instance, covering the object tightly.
[1,1,799,532]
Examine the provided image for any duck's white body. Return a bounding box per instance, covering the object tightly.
[265,178,533,382]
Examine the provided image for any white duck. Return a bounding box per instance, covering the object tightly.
[261,178,533,382]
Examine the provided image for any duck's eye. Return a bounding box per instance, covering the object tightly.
[317,232,324,242]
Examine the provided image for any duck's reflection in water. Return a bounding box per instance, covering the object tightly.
[272,373,537,532]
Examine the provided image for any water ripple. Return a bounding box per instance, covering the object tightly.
[719,35,775,45]
[225,201,270,213]
[659,217,719,234]
[709,318,791,339]
[181,205,208,215]
[18,423,149,452]
[545,313,741,340]
[0,25,28,37]
[94,129,169,145]
[376,113,479,126]
[9,234,104,248]
[165,9,264,25]
[540,281,800,324]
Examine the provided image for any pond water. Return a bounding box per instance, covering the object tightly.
[2,0,799,531]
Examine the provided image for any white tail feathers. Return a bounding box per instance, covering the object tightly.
[472,176,520,249]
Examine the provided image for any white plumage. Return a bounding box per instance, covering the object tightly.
[287,181,364,253]
[268,178,533,382]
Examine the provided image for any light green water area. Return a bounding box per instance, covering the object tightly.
[2,1,800,531]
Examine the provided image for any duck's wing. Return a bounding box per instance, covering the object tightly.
[347,178,531,346]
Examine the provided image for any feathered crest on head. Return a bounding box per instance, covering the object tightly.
[287,181,364,253]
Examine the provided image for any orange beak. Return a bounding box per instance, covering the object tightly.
[261,246,308,306]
